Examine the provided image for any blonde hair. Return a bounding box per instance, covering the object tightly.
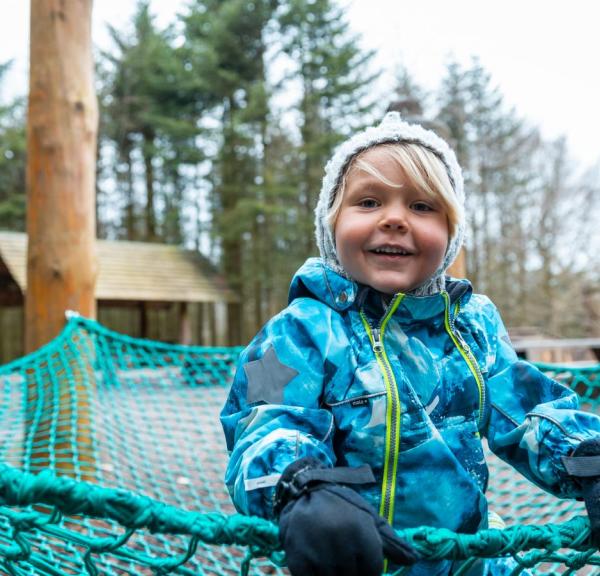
[327,142,463,238]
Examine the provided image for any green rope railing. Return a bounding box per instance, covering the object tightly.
[0,462,597,575]
[0,316,597,575]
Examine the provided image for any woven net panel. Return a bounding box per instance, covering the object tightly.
[0,317,282,575]
[0,316,597,575]
[483,364,599,575]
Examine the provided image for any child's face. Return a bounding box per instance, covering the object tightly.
[334,147,449,295]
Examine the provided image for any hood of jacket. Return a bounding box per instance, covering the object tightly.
[289,257,472,317]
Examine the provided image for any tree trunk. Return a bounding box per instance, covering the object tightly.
[26,0,98,350]
[221,97,243,344]
[143,131,157,241]
[25,0,98,480]
[125,146,137,240]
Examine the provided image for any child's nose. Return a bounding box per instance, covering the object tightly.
[380,207,409,230]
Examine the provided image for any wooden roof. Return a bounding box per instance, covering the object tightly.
[0,231,238,303]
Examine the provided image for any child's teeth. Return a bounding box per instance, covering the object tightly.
[376,247,407,255]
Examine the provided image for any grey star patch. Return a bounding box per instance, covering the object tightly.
[244,346,299,404]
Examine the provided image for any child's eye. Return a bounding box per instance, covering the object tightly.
[412,201,434,212]
[358,198,379,208]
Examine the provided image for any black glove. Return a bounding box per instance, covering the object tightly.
[275,458,418,576]
[563,437,600,549]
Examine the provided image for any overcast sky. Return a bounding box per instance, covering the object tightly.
[2,0,600,167]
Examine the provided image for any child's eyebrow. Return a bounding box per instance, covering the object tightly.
[347,175,406,193]
[345,182,381,197]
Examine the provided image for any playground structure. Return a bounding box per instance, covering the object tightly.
[0,315,597,575]
[0,230,238,363]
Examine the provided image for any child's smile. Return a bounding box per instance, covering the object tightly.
[334,147,449,295]
[369,244,414,257]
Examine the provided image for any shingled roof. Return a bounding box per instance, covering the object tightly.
[0,231,238,303]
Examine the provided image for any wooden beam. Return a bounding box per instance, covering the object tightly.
[512,338,600,351]
[139,301,148,338]
[178,302,192,345]
[208,303,217,346]
[227,302,242,346]
[98,299,173,309]
[25,0,98,352]
[0,290,24,306]
[25,0,98,481]
[197,302,205,345]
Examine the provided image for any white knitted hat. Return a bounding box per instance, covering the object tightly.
[314,111,465,296]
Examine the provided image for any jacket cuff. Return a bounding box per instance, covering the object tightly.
[274,457,376,517]
[562,436,600,478]
[274,457,324,516]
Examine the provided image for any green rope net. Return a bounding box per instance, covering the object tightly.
[0,315,597,575]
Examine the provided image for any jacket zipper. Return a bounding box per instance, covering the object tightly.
[359,295,404,526]
[442,292,486,430]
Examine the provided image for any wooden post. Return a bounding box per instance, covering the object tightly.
[226,302,242,346]
[178,302,192,345]
[25,0,98,480]
[208,303,217,346]
[139,301,148,338]
[25,0,98,349]
[197,302,205,345]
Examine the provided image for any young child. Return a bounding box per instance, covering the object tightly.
[220,112,600,576]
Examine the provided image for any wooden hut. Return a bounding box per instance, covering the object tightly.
[0,231,239,363]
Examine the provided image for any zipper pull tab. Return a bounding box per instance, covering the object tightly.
[455,331,470,352]
[372,329,383,353]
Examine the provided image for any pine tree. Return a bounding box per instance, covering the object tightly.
[277,0,377,258]
[0,62,26,231]
[98,1,201,242]
[181,0,278,341]
[437,59,539,323]
[386,67,429,117]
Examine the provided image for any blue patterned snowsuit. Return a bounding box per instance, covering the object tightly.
[221,258,600,575]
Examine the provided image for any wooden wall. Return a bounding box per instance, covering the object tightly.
[0,301,231,365]
[0,306,24,364]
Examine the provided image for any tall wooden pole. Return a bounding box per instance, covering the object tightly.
[25,0,98,353]
[25,0,98,480]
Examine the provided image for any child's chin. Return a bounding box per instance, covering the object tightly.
[373,282,412,296]
[370,276,415,295]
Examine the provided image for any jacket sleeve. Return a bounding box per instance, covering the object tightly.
[480,297,600,498]
[220,299,344,519]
